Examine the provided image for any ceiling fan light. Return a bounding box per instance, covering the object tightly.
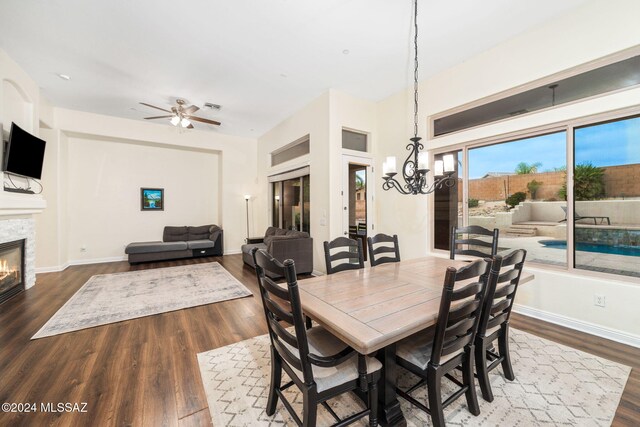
[170,116,180,126]
[181,118,191,128]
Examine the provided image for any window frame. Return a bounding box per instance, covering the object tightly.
[430,104,640,282]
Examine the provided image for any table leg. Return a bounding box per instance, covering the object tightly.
[376,343,406,427]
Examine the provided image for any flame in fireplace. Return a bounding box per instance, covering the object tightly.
[0,259,18,281]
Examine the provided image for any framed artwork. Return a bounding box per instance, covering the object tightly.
[141,188,164,211]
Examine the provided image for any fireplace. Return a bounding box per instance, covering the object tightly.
[0,239,25,304]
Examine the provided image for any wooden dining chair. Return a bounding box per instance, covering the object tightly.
[323,236,365,274]
[367,233,400,267]
[475,249,527,402]
[450,225,499,260]
[395,258,493,427]
[251,248,381,427]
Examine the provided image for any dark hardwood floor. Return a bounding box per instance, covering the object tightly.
[0,254,638,426]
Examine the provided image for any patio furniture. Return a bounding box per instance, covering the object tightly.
[560,206,610,225]
[252,248,381,427]
[367,233,401,267]
[450,225,499,260]
[475,249,527,402]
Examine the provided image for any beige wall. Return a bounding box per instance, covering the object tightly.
[65,136,219,262]
[376,0,640,341]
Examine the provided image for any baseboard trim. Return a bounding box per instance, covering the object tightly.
[513,304,640,349]
[68,256,129,266]
[36,263,69,273]
[224,249,241,255]
[311,270,324,277]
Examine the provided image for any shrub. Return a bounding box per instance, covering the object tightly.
[468,198,479,208]
[558,163,605,201]
[505,192,527,209]
[527,180,543,200]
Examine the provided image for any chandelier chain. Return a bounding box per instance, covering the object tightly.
[413,0,419,138]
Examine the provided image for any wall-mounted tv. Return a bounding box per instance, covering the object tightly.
[2,123,46,180]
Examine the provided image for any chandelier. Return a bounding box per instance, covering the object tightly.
[382,0,455,195]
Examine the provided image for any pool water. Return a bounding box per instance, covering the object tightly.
[539,240,640,257]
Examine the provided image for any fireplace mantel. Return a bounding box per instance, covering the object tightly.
[0,190,47,216]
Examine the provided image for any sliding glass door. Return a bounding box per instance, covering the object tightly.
[272,175,310,233]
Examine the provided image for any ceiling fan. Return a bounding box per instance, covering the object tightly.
[139,99,221,129]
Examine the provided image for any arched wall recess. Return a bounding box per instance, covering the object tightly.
[1,78,34,136]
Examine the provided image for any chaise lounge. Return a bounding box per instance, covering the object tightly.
[125,225,223,264]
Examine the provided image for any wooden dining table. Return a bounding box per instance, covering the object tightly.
[297,255,534,427]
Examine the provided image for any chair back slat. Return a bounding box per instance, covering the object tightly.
[269,317,299,348]
[454,238,495,247]
[490,298,511,316]
[451,282,483,301]
[441,333,474,356]
[446,299,481,325]
[450,225,499,260]
[476,249,527,340]
[263,298,294,325]
[493,283,517,299]
[252,248,315,384]
[429,258,491,366]
[324,237,365,275]
[272,339,304,371]
[444,317,476,340]
[367,233,401,267]
[487,312,508,331]
[261,277,291,300]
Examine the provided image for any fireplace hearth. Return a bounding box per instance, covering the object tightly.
[0,239,25,304]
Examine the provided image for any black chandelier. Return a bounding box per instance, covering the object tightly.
[382,0,455,195]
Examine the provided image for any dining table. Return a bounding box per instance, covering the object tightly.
[297,255,534,427]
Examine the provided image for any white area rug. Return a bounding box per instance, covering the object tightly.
[197,328,630,426]
[33,262,252,339]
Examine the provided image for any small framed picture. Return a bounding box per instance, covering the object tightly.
[141,188,164,211]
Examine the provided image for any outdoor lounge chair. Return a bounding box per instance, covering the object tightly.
[559,206,610,225]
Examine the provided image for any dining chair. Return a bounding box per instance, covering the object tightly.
[252,248,381,427]
[474,249,527,402]
[395,257,493,427]
[323,236,365,274]
[450,225,499,260]
[367,233,400,267]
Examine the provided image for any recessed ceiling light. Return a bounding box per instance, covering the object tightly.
[342,49,350,55]
[57,73,71,81]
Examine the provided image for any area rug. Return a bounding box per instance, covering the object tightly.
[32,262,252,339]
[197,328,630,426]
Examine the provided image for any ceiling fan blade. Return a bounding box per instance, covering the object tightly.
[139,102,172,113]
[185,115,221,126]
[183,105,200,115]
[144,115,174,120]
[187,124,194,129]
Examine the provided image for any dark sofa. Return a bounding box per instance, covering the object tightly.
[241,226,313,277]
[125,225,223,264]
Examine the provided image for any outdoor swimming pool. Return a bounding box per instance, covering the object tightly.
[539,240,640,257]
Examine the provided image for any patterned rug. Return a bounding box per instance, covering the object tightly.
[197,328,630,426]
[32,262,252,339]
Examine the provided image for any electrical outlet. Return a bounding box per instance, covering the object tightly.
[80,246,87,253]
[594,294,606,307]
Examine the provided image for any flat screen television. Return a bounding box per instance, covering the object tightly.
[3,123,46,180]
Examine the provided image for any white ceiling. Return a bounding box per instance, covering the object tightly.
[0,0,588,138]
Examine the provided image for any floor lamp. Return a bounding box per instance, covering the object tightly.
[244,195,251,241]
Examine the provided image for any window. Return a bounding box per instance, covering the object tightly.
[342,129,368,152]
[432,54,640,136]
[572,115,640,277]
[434,112,640,279]
[271,174,310,233]
[271,136,310,167]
